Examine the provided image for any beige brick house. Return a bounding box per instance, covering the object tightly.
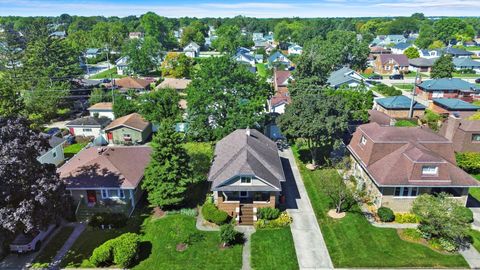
[347,123,479,212]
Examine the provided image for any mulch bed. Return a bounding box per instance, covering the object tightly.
[153,207,166,218]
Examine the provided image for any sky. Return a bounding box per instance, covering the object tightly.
[0,0,479,18]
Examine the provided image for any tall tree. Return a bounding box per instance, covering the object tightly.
[138,88,181,125]
[186,56,270,141]
[211,25,253,53]
[404,47,420,59]
[431,54,455,79]
[0,117,69,234]
[139,12,177,49]
[124,36,162,74]
[142,123,192,208]
[0,74,23,117]
[88,88,112,106]
[113,91,138,118]
[161,52,195,78]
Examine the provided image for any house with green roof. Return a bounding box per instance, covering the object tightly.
[430,98,480,115]
[452,57,480,73]
[416,78,479,102]
[374,95,426,118]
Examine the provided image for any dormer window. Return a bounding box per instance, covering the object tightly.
[360,135,367,146]
[240,176,252,184]
[422,165,438,175]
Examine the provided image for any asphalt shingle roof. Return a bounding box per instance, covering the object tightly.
[418,78,478,92]
[433,98,480,110]
[66,116,112,127]
[376,95,426,110]
[327,67,363,87]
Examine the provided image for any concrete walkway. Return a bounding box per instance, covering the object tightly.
[459,245,480,269]
[49,223,86,269]
[280,148,334,270]
[236,226,255,270]
[196,207,220,231]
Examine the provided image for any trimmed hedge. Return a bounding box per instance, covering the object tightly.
[89,233,140,268]
[255,212,292,229]
[201,202,228,225]
[457,207,474,223]
[394,213,420,224]
[257,207,280,220]
[377,207,395,222]
[456,152,480,174]
[90,239,115,266]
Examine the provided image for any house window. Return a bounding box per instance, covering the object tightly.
[123,134,131,138]
[360,135,367,146]
[52,150,57,158]
[472,134,480,142]
[108,189,119,198]
[83,128,92,132]
[240,176,252,184]
[101,189,108,198]
[239,191,248,198]
[101,189,125,199]
[422,166,438,175]
[394,187,419,197]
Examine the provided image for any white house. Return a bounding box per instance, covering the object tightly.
[66,116,112,140]
[234,47,256,66]
[267,51,291,68]
[183,42,201,58]
[88,102,115,120]
[37,134,66,167]
[85,48,101,59]
[115,56,129,75]
[288,44,303,55]
[390,42,414,54]
[128,32,144,39]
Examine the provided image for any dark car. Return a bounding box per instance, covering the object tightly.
[389,74,404,80]
[101,78,111,83]
[369,74,383,80]
[475,78,480,84]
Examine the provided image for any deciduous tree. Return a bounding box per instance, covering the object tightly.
[431,54,455,79]
[138,88,181,125]
[404,47,420,59]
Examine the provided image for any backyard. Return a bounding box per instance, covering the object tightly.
[64,143,87,158]
[89,67,125,79]
[251,227,298,270]
[292,147,469,268]
[256,63,267,78]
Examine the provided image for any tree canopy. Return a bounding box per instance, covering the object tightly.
[431,54,455,79]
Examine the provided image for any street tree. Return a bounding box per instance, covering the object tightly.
[431,54,455,79]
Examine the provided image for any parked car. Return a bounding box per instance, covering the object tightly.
[389,74,404,80]
[10,224,56,253]
[101,78,111,83]
[475,78,480,84]
[369,74,383,80]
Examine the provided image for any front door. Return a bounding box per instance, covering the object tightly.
[86,190,97,204]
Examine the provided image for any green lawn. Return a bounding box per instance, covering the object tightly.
[251,227,298,270]
[256,63,267,78]
[392,83,414,90]
[453,73,479,78]
[133,215,243,270]
[469,174,480,202]
[395,119,418,127]
[183,142,214,207]
[292,147,469,268]
[89,67,125,79]
[31,226,75,268]
[64,143,87,158]
[465,46,480,51]
[60,208,148,268]
[470,229,480,253]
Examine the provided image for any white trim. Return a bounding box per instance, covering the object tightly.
[100,188,126,199]
[129,189,135,208]
[105,124,144,132]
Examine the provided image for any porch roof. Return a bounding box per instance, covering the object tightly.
[213,186,279,192]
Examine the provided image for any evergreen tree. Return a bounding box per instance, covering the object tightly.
[142,123,192,208]
[431,55,455,79]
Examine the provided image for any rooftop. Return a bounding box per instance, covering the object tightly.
[418,78,478,92]
[66,116,112,127]
[433,98,480,111]
[376,95,426,110]
[105,113,149,131]
[88,102,113,111]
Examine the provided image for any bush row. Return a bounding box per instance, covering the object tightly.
[90,233,140,268]
[257,207,280,220]
[255,212,292,229]
[456,152,480,174]
[202,202,229,225]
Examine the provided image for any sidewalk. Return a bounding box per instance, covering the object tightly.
[49,223,86,269]
[280,148,334,270]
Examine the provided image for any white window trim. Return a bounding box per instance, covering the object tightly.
[100,188,126,199]
[422,165,438,176]
[240,176,252,185]
[360,135,367,146]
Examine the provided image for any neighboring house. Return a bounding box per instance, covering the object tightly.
[390,42,413,54]
[440,114,480,152]
[274,70,292,91]
[58,146,151,215]
[327,67,366,89]
[85,48,101,59]
[371,35,407,47]
[267,51,291,68]
[429,98,480,116]
[253,39,268,50]
[416,78,479,102]
[254,54,264,63]
[66,116,112,139]
[88,102,115,120]
[104,113,152,145]
[37,133,66,167]
[452,57,480,73]
[408,57,436,72]
[419,49,441,59]
[373,95,426,118]
[128,32,144,39]
[115,56,129,76]
[183,42,201,58]
[348,122,479,212]
[252,32,264,41]
[374,54,409,74]
[369,46,391,61]
[157,78,191,92]
[208,129,286,224]
[287,44,303,55]
[436,47,474,58]
[50,31,66,39]
[234,48,256,66]
[268,87,291,114]
[114,77,150,92]
[368,110,394,126]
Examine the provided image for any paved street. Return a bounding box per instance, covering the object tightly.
[280,148,334,270]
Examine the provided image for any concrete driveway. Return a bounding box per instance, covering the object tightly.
[280,148,334,270]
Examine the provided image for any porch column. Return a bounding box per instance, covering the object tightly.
[129,189,135,208]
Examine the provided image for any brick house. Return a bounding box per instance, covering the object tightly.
[208,129,285,225]
[439,114,480,152]
[374,95,426,119]
[374,54,409,75]
[416,78,478,102]
[429,98,480,116]
[347,122,479,212]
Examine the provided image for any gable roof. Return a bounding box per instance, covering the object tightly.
[376,95,426,110]
[409,57,436,67]
[86,48,100,54]
[208,129,285,192]
[327,67,364,87]
[377,54,409,66]
[348,122,479,187]
[270,86,291,107]
[58,146,151,189]
[184,42,200,50]
[274,70,291,87]
[268,51,289,64]
[66,116,112,128]
[393,42,412,50]
[418,78,477,92]
[437,47,474,57]
[88,102,113,111]
[433,98,480,111]
[452,57,480,68]
[157,78,191,90]
[105,113,149,132]
[114,77,150,90]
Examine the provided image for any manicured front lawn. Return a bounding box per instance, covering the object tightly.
[31,226,75,268]
[292,147,469,268]
[453,73,479,78]
[469,174,480,202]
[133,215,243,270]
[64,143,87,158]
[470,229,480,252]
[256,63,267,78]
[251,227,298,270]
[89,67,125,79]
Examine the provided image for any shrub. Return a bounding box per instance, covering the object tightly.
[88,212,127,228]
[394,213,420,223]
[167,208,198,217]
[220,224,237,246]
[257,207,280,220]
[255,212,293,229]
[90,239,115,266]
[456,207,474,223]
[112,233,140,268]
[372,84,402,97]
[202,202,228,225]
[377,207,395,222]
[402,228,422,241]
[181,231,205,245]
[456,152,480,174]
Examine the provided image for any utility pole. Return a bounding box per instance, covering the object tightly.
[111,74,114,105]
[408,69,420,119]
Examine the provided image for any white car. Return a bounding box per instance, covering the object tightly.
[10,224,56,253]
